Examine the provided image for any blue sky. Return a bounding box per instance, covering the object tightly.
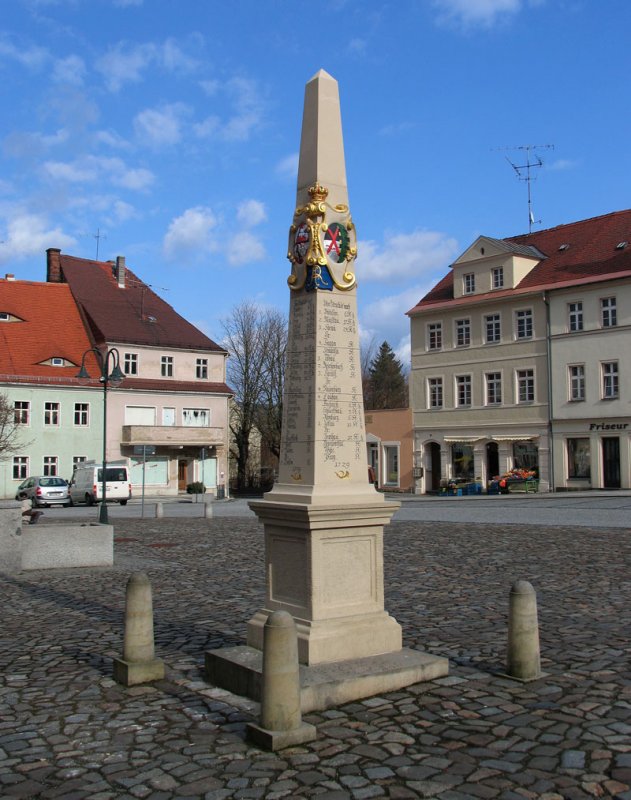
[1,0,630,364]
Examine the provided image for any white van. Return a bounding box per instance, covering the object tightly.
[69,460,132,506]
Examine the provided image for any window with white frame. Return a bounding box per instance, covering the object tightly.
[568,302,583,332]
[73,456,87,469]
[124,353,138,375]
[44,402,60,426]
[456,375,472,407]
[463,273,475,294]
[182,408,210,427]
[485,313,501,344]
[517,369,535,403]
[515,309,533,339]
[601,297,617,328]
[14,401,30,425]
[569,365,585,401]
[161,356,173,377]
[74,402,89,426]
[428,377,443,408]
[196,358,208,379]
[383,445,400,486]
[427,322,442,350]
[485,372,502,405]
[43,456,58,476]
[602,361,619,399]
[455,318,471,347]
[492,267,504,289]
[13,456,28,480]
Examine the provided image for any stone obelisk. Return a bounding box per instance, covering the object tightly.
[206,71,448,708]
[248,70,401,665]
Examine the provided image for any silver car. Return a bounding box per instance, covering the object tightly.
[15,476,70,508]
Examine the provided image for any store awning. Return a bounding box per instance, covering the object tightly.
[444,437,482,443]
[491,436,539,442]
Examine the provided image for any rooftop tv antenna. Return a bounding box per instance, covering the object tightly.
[93,227,107,260]
[495,144,554,232]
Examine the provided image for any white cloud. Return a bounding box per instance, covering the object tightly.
[53,55,86,85]
[227,231,266,266]
[547,158,578,171]
[94,129,131,149]
[0,37,48,70]
[357,229,459,282]
[276,152,299,181]
[237,200,266,227]
[43,155,155,191]
[360,284,432,368]
[221,77,264,142]
[193,115,220,139]
[133,103,189,148]
[96,37,200,92]
[95,42,155,92]
[163,206,218,261]
[0,213,76,263]
[433,0,522,28]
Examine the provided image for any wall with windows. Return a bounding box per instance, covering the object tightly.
[549,279,631,489]
[0,384,102,499]
[113,343,226,383]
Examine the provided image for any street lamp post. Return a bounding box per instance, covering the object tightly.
[76,347,125,524]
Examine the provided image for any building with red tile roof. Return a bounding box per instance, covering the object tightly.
[407,210,631,494]
[43,249,233,498]
[0,275,104,497]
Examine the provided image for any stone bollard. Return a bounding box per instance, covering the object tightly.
[113,572,165,686]
[247,610,317,750]
[154,502,163,519]
[203,500,213,520]
[507,579,542,682]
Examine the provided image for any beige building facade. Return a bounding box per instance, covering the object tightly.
[408,211,631,493]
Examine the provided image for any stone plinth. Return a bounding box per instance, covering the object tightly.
[247,500,402,665]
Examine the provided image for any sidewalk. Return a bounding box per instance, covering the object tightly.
[1,516,630,798]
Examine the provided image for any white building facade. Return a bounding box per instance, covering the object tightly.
[408,211,631,493]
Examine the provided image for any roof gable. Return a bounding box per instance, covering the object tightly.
[56,254,226,353]
[453,235,543,265]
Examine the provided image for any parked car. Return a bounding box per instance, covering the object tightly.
[15,476,71,507]
[68,460,131,506]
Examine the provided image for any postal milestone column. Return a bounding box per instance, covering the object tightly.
[248,69,403,666]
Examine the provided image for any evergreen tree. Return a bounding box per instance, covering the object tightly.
[366,341,407,409]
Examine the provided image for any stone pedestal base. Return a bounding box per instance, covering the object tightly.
[113,657,164,686]
[206,646,448,713]
[247,720,317,750]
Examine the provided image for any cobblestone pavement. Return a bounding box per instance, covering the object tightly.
[1,518,630,799]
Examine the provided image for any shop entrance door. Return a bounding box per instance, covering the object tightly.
[178,459,188,492]
[486,442,499,481]
[429,442,441,492]
[602,437,621,488]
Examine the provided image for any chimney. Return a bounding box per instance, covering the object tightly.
[4,274,15,281]
[46,248,62,283]
[115,255,126,288]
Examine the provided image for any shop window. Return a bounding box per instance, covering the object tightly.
[513,441,538,472]
[451,443,474,481]
[567,438,590,479]
[383,445,400,487]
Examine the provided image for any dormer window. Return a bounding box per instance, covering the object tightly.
[39,357,74,367]
[492,267,504,289]
[51,358,64,367]
[463,273,475,294]
[0,311,22,322]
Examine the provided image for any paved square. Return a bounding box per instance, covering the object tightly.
[1,517,630,799]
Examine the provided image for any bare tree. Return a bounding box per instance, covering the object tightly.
[222,302,287,492]
[0,393,26,461]
[360,335,378,410]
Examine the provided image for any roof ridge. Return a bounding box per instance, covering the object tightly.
[506,208,631,241]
